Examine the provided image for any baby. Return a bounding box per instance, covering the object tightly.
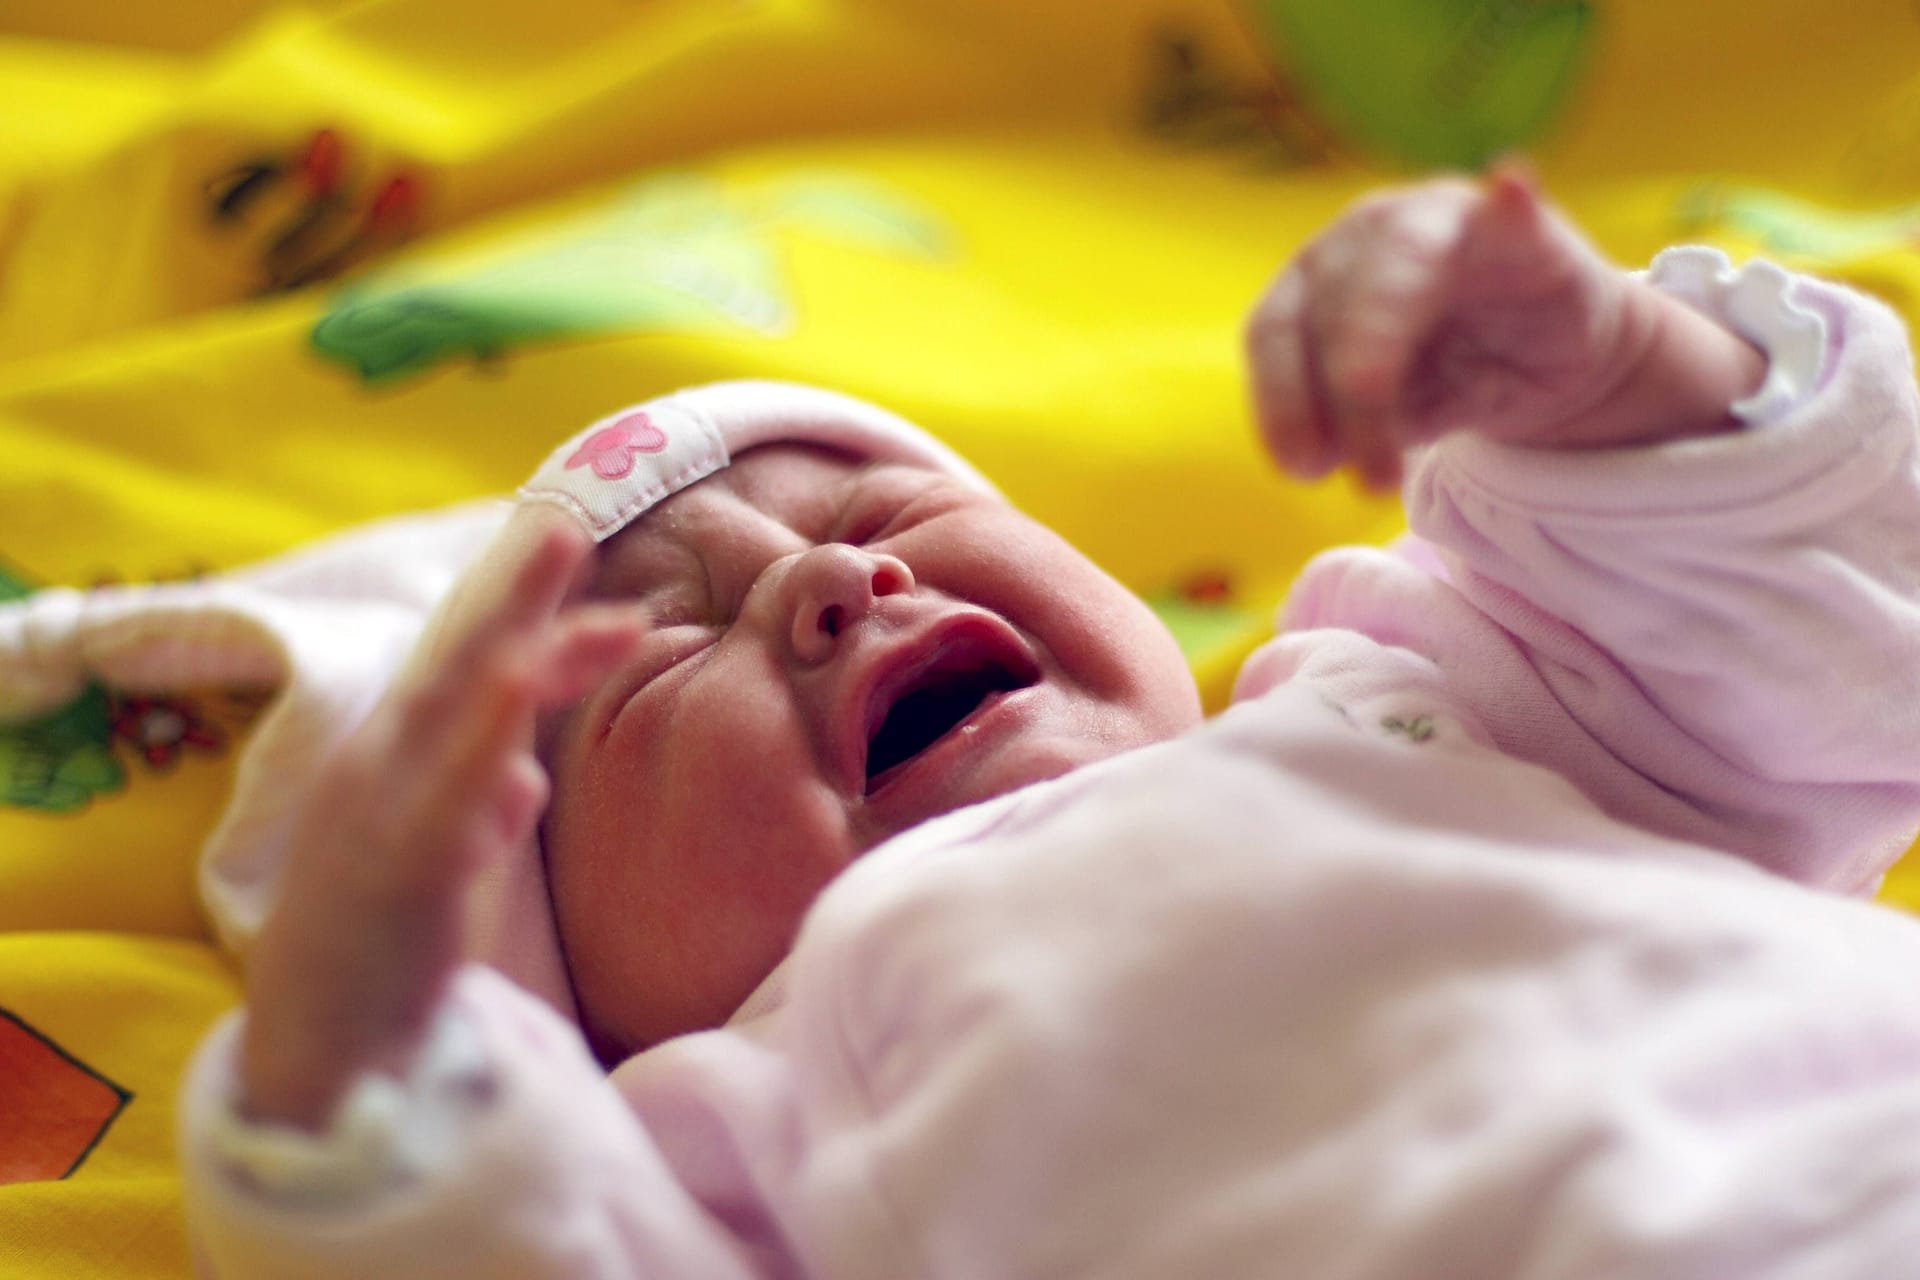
[183,169,1920,1278]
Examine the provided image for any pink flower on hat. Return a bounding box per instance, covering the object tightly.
[564,412,669,481]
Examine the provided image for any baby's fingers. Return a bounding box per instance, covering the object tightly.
[484,752,551,850]
[1247,266,1338,479]
[434,514,596,676]
[1317,250,1452,488]
[1250,184,1482,487]
[1449,160,1564,283]
[432,603,642,754]
[530,604,647,705]
[401,513,626,753]
[411,606,640,844]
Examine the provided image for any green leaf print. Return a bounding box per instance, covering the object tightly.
[312,171,951,383]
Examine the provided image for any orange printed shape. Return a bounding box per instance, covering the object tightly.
[0,1010,129,1184]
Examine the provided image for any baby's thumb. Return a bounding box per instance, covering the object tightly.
[1458,158,1558,271]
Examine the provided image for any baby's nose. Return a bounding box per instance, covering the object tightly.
[787,544,914,663]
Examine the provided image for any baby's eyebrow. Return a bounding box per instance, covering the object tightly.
[803,460,892,536]
[836,459,943,506]
[835,459,894,498]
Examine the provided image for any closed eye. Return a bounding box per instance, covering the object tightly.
[844,483,966,546]
[841,493,914,545]
[598,623,719,742]
[647,598,707,629]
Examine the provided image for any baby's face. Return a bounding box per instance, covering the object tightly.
[541,443,1201,1058]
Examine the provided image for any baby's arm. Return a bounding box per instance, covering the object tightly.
[237,518,634,1128]
[1247,170,1920,887]
[182,517,757,1277]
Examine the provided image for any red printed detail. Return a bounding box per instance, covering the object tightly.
[110,695,225,769]
[366,172,424,236]
[300,129,346,197]
[1178,569,1236,605]
[0,1011,128,1184]
[563,412,670,481]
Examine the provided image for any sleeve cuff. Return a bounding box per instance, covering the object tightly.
[195,973,499,1207]
[1644,245,1829,426]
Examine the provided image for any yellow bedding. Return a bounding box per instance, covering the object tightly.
[4,1,1920,1273]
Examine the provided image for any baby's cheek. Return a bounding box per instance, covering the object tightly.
[718,767,860,879]
[1090,598,1204,739]
[658,783,853,1034]
[1033,563,1198,731]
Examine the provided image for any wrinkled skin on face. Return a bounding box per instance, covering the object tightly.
[540,444,1202,1058]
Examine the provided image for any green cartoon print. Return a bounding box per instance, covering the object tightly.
[312,171,950,383]
[1242,0,1594,170]
[1677,185,1920,260]
[0,564,125,813]
[0,564,244,814]
[0,684,125,814]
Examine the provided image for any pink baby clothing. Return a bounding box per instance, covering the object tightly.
[181,251,1920,1279]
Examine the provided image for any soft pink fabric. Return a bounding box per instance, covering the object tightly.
[181,267,1920,1277]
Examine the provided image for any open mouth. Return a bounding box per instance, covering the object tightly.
[863,635,1040,795]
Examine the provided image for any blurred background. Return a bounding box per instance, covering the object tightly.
[3,2,1919,1273]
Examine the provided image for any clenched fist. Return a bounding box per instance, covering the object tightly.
[1246,165,1766,490]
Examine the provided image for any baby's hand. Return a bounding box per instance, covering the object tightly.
[1246,165,1765,489]
[237,516,639,1130]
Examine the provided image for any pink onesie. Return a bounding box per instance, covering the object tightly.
[181,250,1920,1279]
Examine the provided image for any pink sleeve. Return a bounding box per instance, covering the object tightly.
[179,966,763,1280]
[1400,258,1920,891]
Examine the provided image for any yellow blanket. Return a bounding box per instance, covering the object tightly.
[4,1,1919,1273]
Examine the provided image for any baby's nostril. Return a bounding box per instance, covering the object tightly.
[873,566,906,597]
[819,605,844,637]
